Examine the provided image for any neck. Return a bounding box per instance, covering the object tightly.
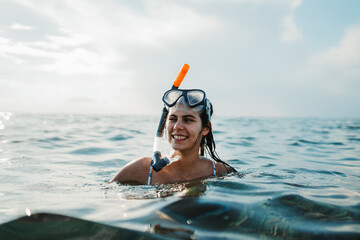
[169,147,200,170]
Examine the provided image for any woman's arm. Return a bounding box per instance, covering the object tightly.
[110,157,152,185]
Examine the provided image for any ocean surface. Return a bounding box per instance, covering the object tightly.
[0,112,359,239]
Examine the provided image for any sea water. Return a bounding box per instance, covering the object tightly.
[0,113,359,239]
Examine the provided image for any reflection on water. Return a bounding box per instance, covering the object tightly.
[0,113,359,239]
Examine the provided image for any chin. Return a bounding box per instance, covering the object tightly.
[170,143,187,151]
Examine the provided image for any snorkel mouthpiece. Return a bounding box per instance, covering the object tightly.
[152,64,189,172]
[152,152,170,172]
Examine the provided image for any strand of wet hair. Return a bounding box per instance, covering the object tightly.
[205,132,238,173]
[200,102,237,173]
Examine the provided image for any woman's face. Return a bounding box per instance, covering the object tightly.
[166,106,209,152]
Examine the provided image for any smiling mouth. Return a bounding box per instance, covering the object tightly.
[173,135,188,140]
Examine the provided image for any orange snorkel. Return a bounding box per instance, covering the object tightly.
[173,63,189,89]
[152,64,189,172]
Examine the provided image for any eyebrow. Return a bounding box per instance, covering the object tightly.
[182,114,196,119]
[169,114,196,119]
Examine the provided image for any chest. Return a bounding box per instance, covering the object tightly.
[150,162,214,185]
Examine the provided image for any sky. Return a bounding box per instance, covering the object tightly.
[0,0,359,117]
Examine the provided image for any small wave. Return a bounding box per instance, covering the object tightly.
[210,181,262,191]
[296,168,346,177]
[108,134,133,141]
[157,195,360,239]
[70,147,115,155]
[113,184,180,199]
[256,155,275,160]
[98,158,127,167]
[348,137,360,142]
[255,172,287,180]
[37,137,65,142]
[158,197,242,230]
[283,169,297,174]
[340,157,359,161]
[129,129,143,134]
[261,163,277,167]
[269,194,360,221]
[298,139,344,146]
[228,141,253,147]
[68,158,127,168]
[312,130,330,134]
[228,159,248,165]
[307,159,358,168]
[213,130,226,134]
[311,194,349,199]
[289,142,301,146]
[283,182,334,189]
[0,213,161,240]
[242,136,256,141]
[346,125,360,130]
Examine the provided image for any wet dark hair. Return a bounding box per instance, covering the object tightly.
[200,102,237,173]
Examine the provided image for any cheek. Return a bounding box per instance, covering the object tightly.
[165,122,173,136]
[192,124,204,137]
[166,121,172,130]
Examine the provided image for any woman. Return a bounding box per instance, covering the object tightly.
[111,88,236,185]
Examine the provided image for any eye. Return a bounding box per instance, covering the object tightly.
[168,117,177,122]
[184,118,194,123]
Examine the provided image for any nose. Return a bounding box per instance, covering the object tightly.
[173,119,184,130]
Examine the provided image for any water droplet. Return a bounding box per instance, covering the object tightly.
[25,208,31,216]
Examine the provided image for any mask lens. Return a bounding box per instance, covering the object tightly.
[163,90,182,106]
[187,90,205,107]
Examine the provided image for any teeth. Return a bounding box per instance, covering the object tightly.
[173,135,187,140]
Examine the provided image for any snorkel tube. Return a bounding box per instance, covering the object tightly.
[152,64,189,172]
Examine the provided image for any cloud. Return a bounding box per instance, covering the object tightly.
[4,0,220,76]
[10,23,35,30]
[295,25,360,97]
[0,36,11,45]
[46,29,91,47]
[0,36,106,74]
[311,25,360,70]
[14,0,220,47]
[3,0,359,117]
[0,27,118,75]
[1,0,223,115]
[280,0,302,42]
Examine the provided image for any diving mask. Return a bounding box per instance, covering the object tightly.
[162,89,211,121]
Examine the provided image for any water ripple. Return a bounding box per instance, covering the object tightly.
[210,181,262,191]
[108,134,133,141]
[1,114,360,240]
[70,147,115,155]
[298,139,344,146]
[348,137,360,142]
[346,125,360,130]
[296,168,347,177]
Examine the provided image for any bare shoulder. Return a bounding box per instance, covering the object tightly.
[215,161,234,174]
[110,157,152,184]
